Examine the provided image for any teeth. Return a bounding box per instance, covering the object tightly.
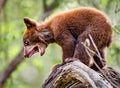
[39,48,41,56]
[39,48,44,56]
[39,48,43,56]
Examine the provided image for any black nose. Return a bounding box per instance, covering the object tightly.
[24,40,29,46]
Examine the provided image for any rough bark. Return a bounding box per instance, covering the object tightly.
[42,60,120,88]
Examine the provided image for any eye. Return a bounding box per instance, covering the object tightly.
[24,40,30,46]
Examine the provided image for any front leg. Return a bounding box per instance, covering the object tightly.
[55,30,76,62]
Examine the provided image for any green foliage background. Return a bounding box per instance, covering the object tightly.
[0,0,120,88]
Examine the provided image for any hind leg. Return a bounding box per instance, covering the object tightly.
[73,32,93,66]
[73,42,91,66]
[73,31,107,70]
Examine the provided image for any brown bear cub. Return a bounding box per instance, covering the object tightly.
[23,7,113,70]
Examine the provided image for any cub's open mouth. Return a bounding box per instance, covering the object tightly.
[24,46,45,58]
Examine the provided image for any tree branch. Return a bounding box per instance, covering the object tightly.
[82,35,119,88]
[0,49,24,88]
[42,0,47,12]
[39,0,61,21]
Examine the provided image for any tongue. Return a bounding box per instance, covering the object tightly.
[28,49,36,58]
[26,47,39,58]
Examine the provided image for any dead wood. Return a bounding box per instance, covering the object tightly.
[42,60,120,88]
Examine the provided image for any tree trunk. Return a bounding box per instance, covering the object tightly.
[42,59,120,88]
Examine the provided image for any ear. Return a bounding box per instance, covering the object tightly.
[23,17,36,29]
[42,31,53,40]
[38,29,53,40]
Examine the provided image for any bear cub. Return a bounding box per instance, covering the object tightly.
[23,7,113,70]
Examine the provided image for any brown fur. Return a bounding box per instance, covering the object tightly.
[23,7,113,70]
